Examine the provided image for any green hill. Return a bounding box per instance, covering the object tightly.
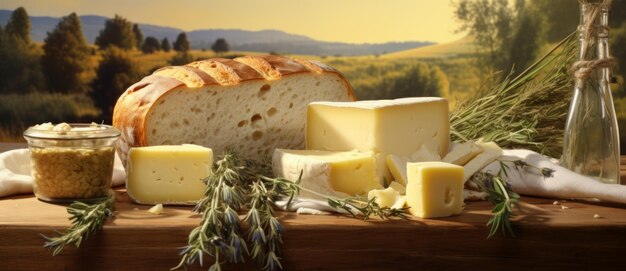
[382,36,478,59]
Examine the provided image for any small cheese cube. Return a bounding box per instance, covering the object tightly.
[306,98,450,184]
[368,187,401,208]
[272,149,382,199]
[127,144,213,205]
[405,162,464,218]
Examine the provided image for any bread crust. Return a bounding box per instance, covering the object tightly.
[112,55,355,162]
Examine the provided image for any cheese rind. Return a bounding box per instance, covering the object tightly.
[272,149,381,199]
[306,97,450,184]
[126,144,213,205]
[405,161,464,218]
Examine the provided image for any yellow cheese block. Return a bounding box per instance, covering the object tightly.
[126,144,213,205]
[272,149,381,199]
[306,97,450,184]
[405,161,464,218]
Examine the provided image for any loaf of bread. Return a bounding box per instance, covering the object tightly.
[113,55,355,164]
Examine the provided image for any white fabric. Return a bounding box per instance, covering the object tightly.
[0,149,126,198]
[483,149,626,204]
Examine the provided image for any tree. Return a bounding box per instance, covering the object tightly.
[169,52,194,65]
[173,32,190,52]
[161,38,171,52]
[0,7,45,93]
[454,0,544,75]
[141,36,161,53]
[211,38,230,55]
[41,13,91,93]
[91,46,142,122]
[95,14,136,50]
[613,23,626,87]
[5,7,30,44]
[132,24,143,49]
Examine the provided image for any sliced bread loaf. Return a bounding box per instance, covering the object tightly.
[113,55,355,164]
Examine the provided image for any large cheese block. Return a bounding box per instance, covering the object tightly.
[113,55,355,164]
[126,144,213,205]
[405,161,464,218]
[307,97,449,183]
[272,149,382,200]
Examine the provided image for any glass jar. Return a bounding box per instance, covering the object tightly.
[23,123,120,203]
[562,0,620,184]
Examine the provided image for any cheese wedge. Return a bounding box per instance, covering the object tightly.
[126,144,213,205]
[272,149,382,199]
[405,161,464,218]
[443,141,484,166]
[462,141,503,183]
[306,97,450,184]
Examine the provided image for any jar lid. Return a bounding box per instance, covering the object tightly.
[23,123,120,140]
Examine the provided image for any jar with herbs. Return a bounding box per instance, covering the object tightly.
[23,123,120,203]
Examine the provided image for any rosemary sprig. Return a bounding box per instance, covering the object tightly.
[41,192,115,255]
[172,153,248,271]
[470,159,555,238]
[176,153,409,271]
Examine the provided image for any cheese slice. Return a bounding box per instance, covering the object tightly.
[272,149,382,200]
[443,141,484,166]
[462,141,502,183]
[126,144,213,205]
[388,181,406,195]
[387,144,442,185]
[405,161,464,218]
[306,97,450,184]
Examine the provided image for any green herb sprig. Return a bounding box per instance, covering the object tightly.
[470,159,555,238]
[175,153,409,271]
[41,192,115,255]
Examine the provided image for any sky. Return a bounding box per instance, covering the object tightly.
[0,0,465,44]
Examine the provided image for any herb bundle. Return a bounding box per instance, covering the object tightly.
[174,153,409,271]
[451,33,577,158]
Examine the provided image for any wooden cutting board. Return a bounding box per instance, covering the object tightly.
[1,143,626,271]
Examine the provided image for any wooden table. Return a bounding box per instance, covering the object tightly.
[1,143,626,271]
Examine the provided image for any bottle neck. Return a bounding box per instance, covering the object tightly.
[578,3,610,61]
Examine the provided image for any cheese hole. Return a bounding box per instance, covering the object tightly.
[289,102,293,109]
[238,120,248,127]
[252,131,263,141]
[432,131,438,138]
[355,163,363,170]
[210,63,217,68]
[444,187,453,205]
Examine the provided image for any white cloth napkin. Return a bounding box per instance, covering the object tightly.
[277,149,626,214]
[483,149,626,204]
[0,149,126,198]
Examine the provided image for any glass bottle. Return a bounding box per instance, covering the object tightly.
[562,0,620,184]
